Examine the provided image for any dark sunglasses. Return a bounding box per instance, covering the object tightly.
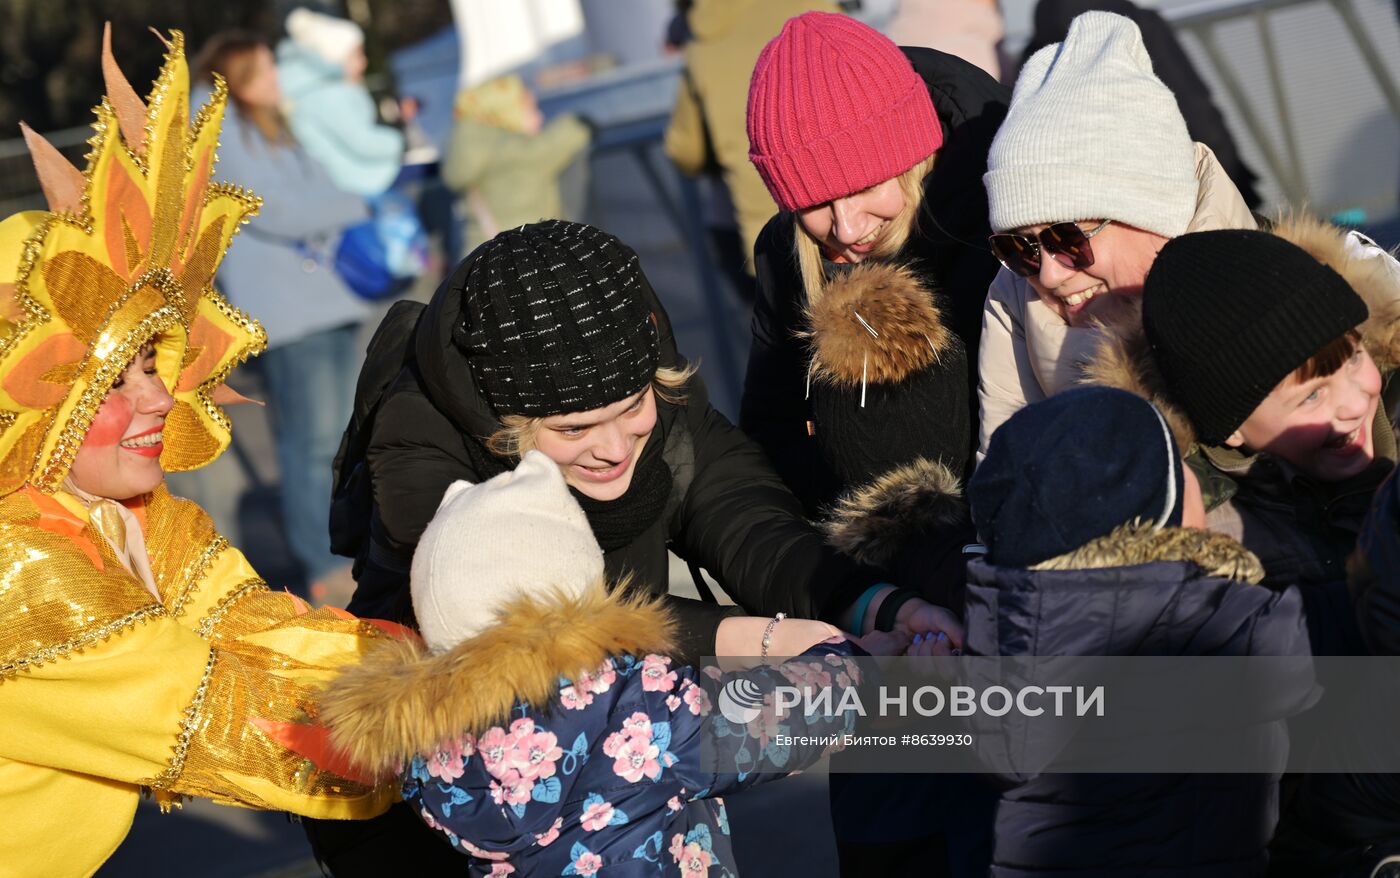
[988,219,1113,278]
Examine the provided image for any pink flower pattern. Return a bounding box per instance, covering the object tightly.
[579,799,616,831]
[573,851,604,876]
[488,864,515,876]
[534,817,562,847]
[612,734,662,783]
[488,768,533,807]
[426,737,468,782]
[621,712,652,740]
[678,841,713,878]
[559,684,593,710]
[682,683,711,716]
[478,727,512,779]
[508,730,563,781]
[461,839,511,861]
[640,654,678,692]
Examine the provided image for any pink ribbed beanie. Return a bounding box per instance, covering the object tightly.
[747,12,943,212]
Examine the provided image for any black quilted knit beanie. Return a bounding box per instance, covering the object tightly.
[1142,229,1368,445]
[456,220,661,417]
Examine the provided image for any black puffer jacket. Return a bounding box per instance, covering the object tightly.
[337,250,875,663]
[740,46,1008,516]
[964,525,1316,877]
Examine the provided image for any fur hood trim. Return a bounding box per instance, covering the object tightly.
[1081,299,1199,452]
[823,457,966,566]
[803,262,953,386]
[1270,212,1400,371]
[1085,214,1400,451]
[1032,522,1265,583]
[319,583,676,777]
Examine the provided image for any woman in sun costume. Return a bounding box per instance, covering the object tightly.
[0,29,401,878]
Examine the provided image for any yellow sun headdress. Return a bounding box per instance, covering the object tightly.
[0,27,266,495]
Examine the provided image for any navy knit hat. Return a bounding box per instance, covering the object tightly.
[969,387,1185,567]
[456,220,661,417]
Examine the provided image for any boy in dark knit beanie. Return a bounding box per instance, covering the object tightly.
[1127,224,1400,655]
[1131,223,1400,878]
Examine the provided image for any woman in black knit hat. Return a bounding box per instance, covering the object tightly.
[303,219,962,875]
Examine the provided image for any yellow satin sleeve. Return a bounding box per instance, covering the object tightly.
[0,485,400,878]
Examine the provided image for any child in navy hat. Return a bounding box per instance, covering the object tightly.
[962,386,1312,877]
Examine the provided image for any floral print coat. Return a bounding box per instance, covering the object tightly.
[320,587,861,877]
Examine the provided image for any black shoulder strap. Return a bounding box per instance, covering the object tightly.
[329,299,426,559]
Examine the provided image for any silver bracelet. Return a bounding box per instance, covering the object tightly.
[760,612,786,660]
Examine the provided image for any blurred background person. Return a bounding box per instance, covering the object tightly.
[664,0,838,299]
[442,73,591,251]
[884,0,1005,81]
[279,6,405,198]
[193,31,371,605]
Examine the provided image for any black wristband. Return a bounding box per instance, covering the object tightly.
[874,589,919,632]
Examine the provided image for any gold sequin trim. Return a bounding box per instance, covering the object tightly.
[141,645,217,791]
[0,214,60,365]
[192,288,266,436]
[167,533,229,618]
[34,305,181,492]
[195,578,269,640]
[0,602,167,680]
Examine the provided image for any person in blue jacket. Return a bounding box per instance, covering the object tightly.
[953,387,1316,877]
[278,8,404,198]
[319,450,864,876]
[192,32,371,597]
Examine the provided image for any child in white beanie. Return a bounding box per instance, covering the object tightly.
[319,451,863,876]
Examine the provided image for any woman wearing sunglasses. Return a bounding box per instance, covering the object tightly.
[978,11,1256,456]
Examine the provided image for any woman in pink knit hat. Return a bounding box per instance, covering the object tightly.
[741,11,1008,877]
[741,10,1006,567]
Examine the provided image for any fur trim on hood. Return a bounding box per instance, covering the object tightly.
[1084,214,1400,451]
[1270,212,1400,372]
[1081,297,1199,452]
[803,262,953,386]
[319,584,676,777]
[1032,521,1265,583]
[822,457,966,566]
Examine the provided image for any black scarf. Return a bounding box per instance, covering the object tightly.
[461,427,672,553]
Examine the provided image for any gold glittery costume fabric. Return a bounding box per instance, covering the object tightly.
[0,29,403,878]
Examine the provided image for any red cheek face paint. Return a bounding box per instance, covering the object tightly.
[84,393,133,448]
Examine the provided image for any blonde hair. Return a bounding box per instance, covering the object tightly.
[793,154,937,306]
[485,364,697,459]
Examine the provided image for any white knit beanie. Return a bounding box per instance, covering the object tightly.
[410,451,605,654]
[984,11,1197,237]
[286,8,364,67]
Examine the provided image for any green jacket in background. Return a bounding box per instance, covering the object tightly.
[443,114,591,250]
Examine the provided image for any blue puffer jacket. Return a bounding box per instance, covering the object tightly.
[277,40,404,197]
[320,587,861,876]
[963,525,1315,878]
